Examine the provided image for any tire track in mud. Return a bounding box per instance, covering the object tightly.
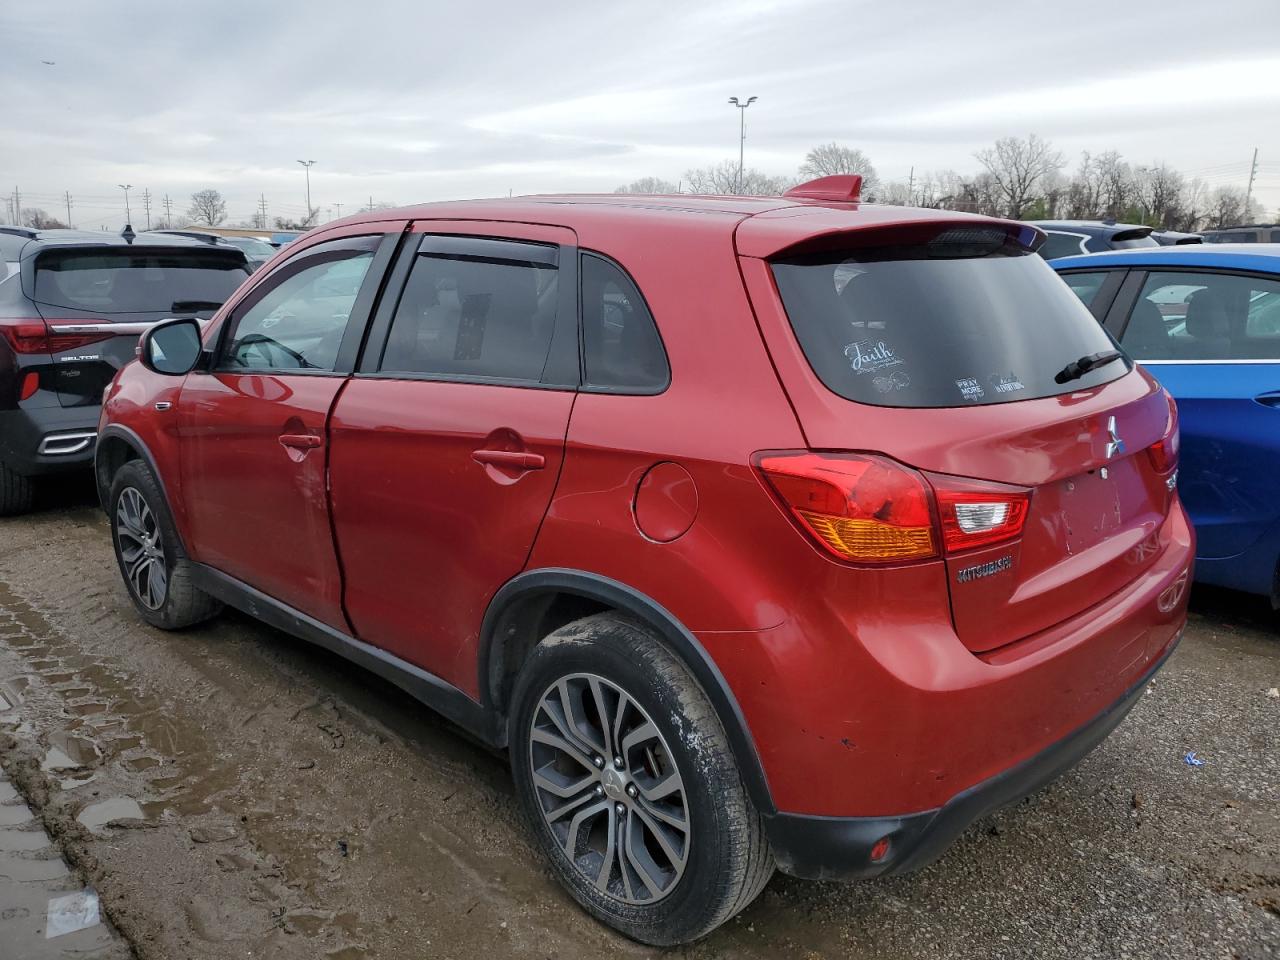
[0,509,667,960]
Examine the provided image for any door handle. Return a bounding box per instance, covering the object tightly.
[472,449,545,470]
[279,433,323,450]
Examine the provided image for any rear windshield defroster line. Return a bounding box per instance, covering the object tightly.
[770,245,1131,409]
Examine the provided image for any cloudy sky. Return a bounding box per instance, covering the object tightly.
[4,0,1279,229]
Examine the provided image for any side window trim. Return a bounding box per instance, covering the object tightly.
[208,232,399,376]
[577,249,671,396]
[355,232,580,389]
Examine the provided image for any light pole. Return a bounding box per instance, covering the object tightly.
[727,96,757,194]
[297,160,316,224]
[118,184,133,225]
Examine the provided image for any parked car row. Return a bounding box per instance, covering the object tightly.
[0,225,252,513]
[64,177,1192,944]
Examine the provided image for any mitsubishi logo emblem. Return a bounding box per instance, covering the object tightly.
[1105,416,1125,459]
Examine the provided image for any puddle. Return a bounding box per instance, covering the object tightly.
[77,797,145,832]
[41,733,100,772]
[0,676,29,708]
[46,888,101,938]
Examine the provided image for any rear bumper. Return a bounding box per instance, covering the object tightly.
[765,630,1180,880]
[0,405,100,476]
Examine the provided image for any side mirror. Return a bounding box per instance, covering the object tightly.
[139,318,203,376]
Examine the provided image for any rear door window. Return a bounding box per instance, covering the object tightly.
[771,238,1128,408]
[380,237,558,383]
[33,249,249,313]
[1122,271,1280,361]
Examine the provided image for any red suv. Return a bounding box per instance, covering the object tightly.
[96,177,1192,945]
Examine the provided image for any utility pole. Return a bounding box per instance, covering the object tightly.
[297,160,316,223]
[727,96,758,194]
[64,191,73,227]
[13,186,22,226]
[141,188,152,230]
[118,184,133,225]
[332,201,342,219]
[1244,147,1259,219]
[367,195,374,212]
[162,194,173,228]
[907,166,915,205]
[257,193,268,229]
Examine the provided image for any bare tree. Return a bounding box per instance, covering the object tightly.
[798,143,878,191]
[1206,186,1257,229]
[684,160,793,196]
[21,208,67,229]
[614,177,679,194]
[187,189,227,226]
[974,134,1066,219]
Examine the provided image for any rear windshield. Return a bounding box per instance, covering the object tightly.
[34,249,249,314]
[771,245,1129,408]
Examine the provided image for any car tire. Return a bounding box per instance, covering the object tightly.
[0,461,34,516]
[108,459,222,630]
[509,612,774,945]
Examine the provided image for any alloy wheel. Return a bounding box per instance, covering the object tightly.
[115,487,168,610]
[528,673,690,904]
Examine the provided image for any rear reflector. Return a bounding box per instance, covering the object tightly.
[19,371,39,401]
[755,452,936,563]
[930,474,1031,554]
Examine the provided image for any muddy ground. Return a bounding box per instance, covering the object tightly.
[0,478,1277,960]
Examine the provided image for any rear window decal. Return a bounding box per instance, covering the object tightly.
[955,377,985,402]
[989,372,1026,395]
[873,371,911,393]
[843,339,902,376]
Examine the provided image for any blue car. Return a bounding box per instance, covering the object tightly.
[1052,244,1280,602]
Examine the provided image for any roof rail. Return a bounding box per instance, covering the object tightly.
[783,175,863,203]
[0,225,39,238]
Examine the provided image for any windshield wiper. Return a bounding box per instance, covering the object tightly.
[1054,350,1124,384]
[170,299,224,312]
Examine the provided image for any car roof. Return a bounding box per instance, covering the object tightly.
[326,193,1020,259]
[1049,243,1280,274]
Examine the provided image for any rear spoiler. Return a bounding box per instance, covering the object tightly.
[1111,226,1153,242]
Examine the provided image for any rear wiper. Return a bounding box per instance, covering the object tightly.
[1054,350,1124,384]
[170,299,224,312]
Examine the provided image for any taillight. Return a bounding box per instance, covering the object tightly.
[1147,392,1179,474]
[0,319,52,354]
[929,474,1031,553]
[0,318,114,355]
[755,452,937,563]
[756,451,1033,564]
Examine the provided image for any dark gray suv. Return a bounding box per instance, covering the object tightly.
[0,226,250,513]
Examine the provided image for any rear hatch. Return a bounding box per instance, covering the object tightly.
[27,244,250,406]
[749,219,1179,653]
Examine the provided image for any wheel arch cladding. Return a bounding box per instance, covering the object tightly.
[479,568,777,815]
[94,425,186,552]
